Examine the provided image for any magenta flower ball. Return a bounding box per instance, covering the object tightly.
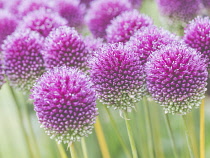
[89,43,145,111]
[2,29,45,91]
[106,10,153,43]
[126,26,180,66]
[31,67,98,144]
[55,0,85,28]
[145,44,208,115]
[0,10,18,45]
[85,0,132,38]
[155,0,201,21]
[183,16,210,68]
[43,26,89,70]
[17,0,54,18]
[19,9,67,37]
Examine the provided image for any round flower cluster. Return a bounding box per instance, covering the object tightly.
[2,29,45,91]
[19,9,67,37]
[43,26,89,70]
[89,43,145,111]
[155,0,201,21]
[0,10,18,45]
[17,0,54,18]
[106,10,153,43]
[85,0,132,38]
[126,26,180,66]
[55,0,85,28]
[145,44,208,115]
[183,16,210,68]
[31,67,98,144]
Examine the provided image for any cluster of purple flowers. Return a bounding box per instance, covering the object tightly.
[0,0,209,144]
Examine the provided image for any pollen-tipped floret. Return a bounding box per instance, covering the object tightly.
[85,0,132,38]
[145,44,208,115]
[183,16,210,68]
[89,43,145,111]
[55,0,85,28]
[106,10,153,43]
[155,0,201,21]
[126,26,180,66]
[0,10,18,45]
[43,26,89,70]
[2,30,45,91]
[19,9,67,37]
[31,67,98,144]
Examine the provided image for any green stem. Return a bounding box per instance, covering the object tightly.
[105,108,132,158]
[182,115,195,158]
[22,94,41,158]
[143,97,154,158]
[57,143,68,158]
[69,143,77,158]
[8,85,34,158]
[123,112,138,158]
[164,114,179,158]
[200,99,205,158]
[81,138,88,158]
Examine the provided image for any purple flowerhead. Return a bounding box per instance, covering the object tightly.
[183,16,210,68]
[126,26,180,66]
[85,0,132,38]
[80,0,94,7]
[2,29,45,91]
[145,44,208,115]
[19,9,67,37]
[156,0,201,21]
[31,67,98,144]
[89,43,145,111]
[17,0,54,18]
[106,10,153,43]
[55,0,85,28]
[128,0,142,8]
[0,10,18,45]
[43,26,89,70]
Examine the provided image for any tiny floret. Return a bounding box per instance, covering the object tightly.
[145,44,208,115]
[31,67,98,144]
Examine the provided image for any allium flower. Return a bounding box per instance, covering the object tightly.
[19,9,67,37]
[43,26,89,70]
[145,44,208,115]
[85,0,132,38]
[129,0,142,8]
[155,0,201,21]
[83,36,104,54]
[2,29,45,91]
[80,0,94,7]
[183,16,210,68]
[89,43,145,111]
[0,10,18,45]
[126,26,180,66]
[17,0,54,18]
[106,10,153,43]
[55,0,85,28]
[31,67,98,144]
